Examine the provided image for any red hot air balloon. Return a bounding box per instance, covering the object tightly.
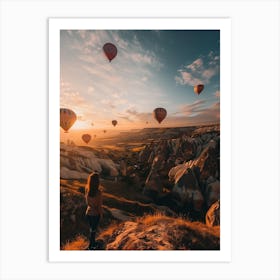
[103,43,117,62]
[112,120,118,127]
[60,108,77,133]
[194,84,204,95]
[153,108,167,124]
[82,134,91,144]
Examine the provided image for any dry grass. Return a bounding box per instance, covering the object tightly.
[60,175,220,251]
[100,213,220,250]
[61,213,220,251]
[62,235,88,250]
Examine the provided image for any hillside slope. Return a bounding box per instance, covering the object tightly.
[63,214,219,250]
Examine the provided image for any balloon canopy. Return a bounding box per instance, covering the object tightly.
[103,43,117,62]
[82,134,91,144]
[194,84,204,95]
[112,120,118,127]
[153,108,167,124]
[60,108,77,133]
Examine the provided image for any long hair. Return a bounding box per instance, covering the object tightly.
[87,172,100,197]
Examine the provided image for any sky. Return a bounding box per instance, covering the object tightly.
[60,29,220,133]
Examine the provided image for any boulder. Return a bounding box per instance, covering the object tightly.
[168,161,197,184]
[170,165,204,212]
[195,140,219,180]
[60,143,119,179]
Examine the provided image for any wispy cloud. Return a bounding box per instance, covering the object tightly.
[60,80,87,110]
[60,80,97,126]
[62,30,165,116]
[180,100,207,116]
[114,100,220,127]
[61,30,220,129]
[101,92,128,109]
[71,30,163,70]
[186,58,203,72]
[169,100,219,125]
[117,108,152,123]
[175,72,204,87]
[175,51,220,86]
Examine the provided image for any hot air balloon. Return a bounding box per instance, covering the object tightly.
[146,121,149,125]
[82,134,91,144]
[103,43,117,62]
[60,108,77,133]
[103,130,107,133]
[194,84,204,95]
[153,108,167,124]
[94,134,96,138]
[91,122,94,126]
[112,120,118,127]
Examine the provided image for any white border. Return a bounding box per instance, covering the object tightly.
[49,18,231,262]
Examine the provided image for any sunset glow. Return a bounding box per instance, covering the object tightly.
[60,30,220,137]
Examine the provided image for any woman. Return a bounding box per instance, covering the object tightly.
[85,172,103,250]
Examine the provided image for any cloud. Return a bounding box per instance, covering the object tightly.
[77,30,86,40]
[117,115,134,122]
[101,96,128,109]
[70,30,163,71]
[60,80,96,121]
[180,100,206,116]
[175,71,204,87]
[175,51,220,86]
[127,51,163,69]
[186,58,203,72]
[61,30,168,120]
[117,108,152,123]
[60,80,83,106]
[169,100,220,125]
[87,86,94,93]
[70,30,164,98]
[202,68,216,80]
[115,101,220,127]
[191,102,219,123]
